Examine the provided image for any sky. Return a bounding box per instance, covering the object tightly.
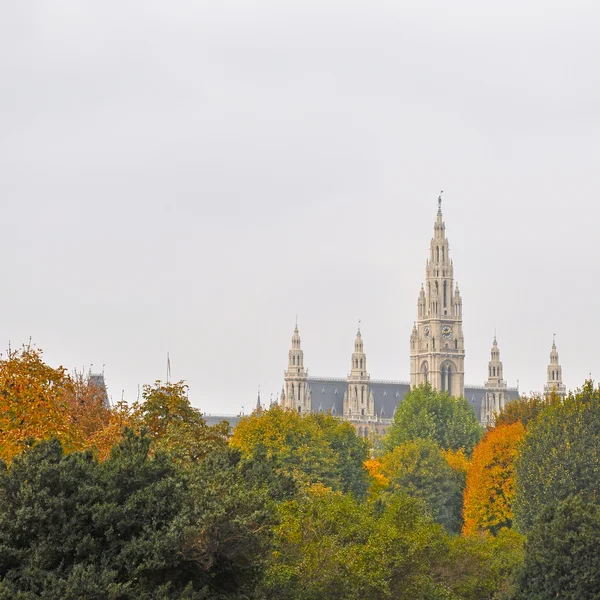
[1,1,599,414]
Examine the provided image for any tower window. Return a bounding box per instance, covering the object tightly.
[436,247,439,262]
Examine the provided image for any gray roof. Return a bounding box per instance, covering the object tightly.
[308,377,519,422]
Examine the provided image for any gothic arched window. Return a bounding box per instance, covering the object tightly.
[436,247,439,262]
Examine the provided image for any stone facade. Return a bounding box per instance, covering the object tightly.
[481,336,508,426]
[343,328,375,420]
[277,198,559,429]
[544,337,566,398]
[279,324,312,413]
[410,197,465,397]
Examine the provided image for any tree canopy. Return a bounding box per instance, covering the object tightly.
[514,495,600,600]
[231,406,369,498]
[0,432,273,599]
[262,484,450,600]
[462,422,524,535]
[514,380,600,531]
[384,383,483,455]
[374,439,464,533]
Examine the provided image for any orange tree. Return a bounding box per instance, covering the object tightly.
[0,347,84,463]
[462,421,525,535]
[231,406,369,498]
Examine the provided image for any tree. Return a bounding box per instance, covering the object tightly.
[138,380,229,464]
[87,400,142,461]
[494,394,551,429]
[462,422,525,535]
[0,432,274,599]
[514,380,600,531]
[377,440,464,533]
[261,484,450,600]
[0,346,83,463]
[514,495,600,600]
[384,383,483,455]
[434,529,524,600]
[231,406,369,497]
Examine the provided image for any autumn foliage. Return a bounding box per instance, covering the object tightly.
[0,347,86,462]
[462,421,525,535]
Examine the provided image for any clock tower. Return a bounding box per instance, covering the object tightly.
[410,195,465,397]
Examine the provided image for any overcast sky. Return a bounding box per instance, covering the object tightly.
[2,1,599,414]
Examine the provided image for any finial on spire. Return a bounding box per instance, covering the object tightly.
[494,328,497,344]
[358,318,361,335]
[438,190,444,213]
[553,333,556,347]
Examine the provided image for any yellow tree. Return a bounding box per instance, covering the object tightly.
[462,421,525,535]
[231,405,369,497]
[87,400,142,461]
[0,347,82,463]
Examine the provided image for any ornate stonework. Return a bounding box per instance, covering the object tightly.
[343,328,375,420]
[280,324,312,413]
[410,198,465,397]
[544,337,566,398]
[481,336,508,425]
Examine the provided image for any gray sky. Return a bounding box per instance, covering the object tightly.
[2,1,599,414]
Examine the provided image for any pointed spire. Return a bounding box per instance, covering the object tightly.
[256,386,262,411]
[545,335,566,398]
[436,190,444,228]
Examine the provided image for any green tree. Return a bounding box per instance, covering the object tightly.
[514,380,600,531]
[434,529,524,600]
[514,495,600,600]
[379,439,464,533]
[262,484,451,600]
[231,406,369,498]
[141,380,229,464]
[494,393,552,429]
[0,432,273,599]
[384,383,482,455]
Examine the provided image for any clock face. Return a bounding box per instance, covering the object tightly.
[423,326,430,338]
[442,325,453,340]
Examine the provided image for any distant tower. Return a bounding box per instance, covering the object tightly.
[410,194,465,397]
[343,326,375,420]
[544,336,566,398]
[280,323,312,413]
[482,335,508,425]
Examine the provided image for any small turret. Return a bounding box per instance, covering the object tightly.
[344,323,374,420]
[281,322,311,413]
[482,334,508,425]
[544,335,566,398]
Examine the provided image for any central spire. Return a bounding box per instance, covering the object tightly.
[410,194,465,398]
